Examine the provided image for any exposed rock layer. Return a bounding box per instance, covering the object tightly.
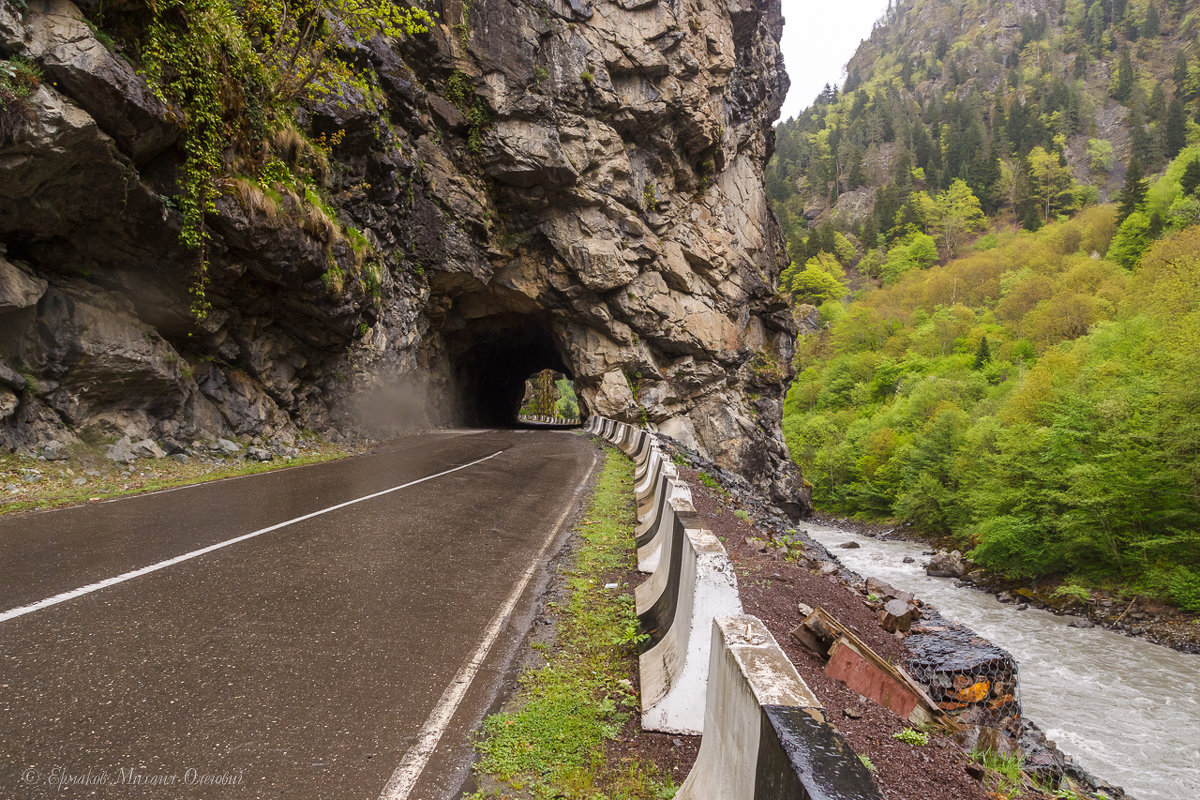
[0,0,809,512]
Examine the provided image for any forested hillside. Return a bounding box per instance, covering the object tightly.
[769,0,1200,609]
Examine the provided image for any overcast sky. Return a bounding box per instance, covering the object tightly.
[778,0,891,122]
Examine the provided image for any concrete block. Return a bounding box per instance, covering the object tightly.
[638,515,742,734]
[676,615,882,800]
[636,477,692,573]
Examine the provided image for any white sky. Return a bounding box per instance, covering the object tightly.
[778,0,892,122]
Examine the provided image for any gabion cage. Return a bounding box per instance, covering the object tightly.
[905,610,1023,736]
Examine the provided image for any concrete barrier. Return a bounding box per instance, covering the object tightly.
[633,455,672,532]
[636,502,743,734]
[635,475,691,574]
[585,415,881,796]
[676,615,882,800]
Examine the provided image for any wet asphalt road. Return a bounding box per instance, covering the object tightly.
[0,429,599,800]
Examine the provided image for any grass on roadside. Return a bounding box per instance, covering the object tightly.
[0,442,359,515]
[466,448,677,800]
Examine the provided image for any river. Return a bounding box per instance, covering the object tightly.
[803,521,1200,800]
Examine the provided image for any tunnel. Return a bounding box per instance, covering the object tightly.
[447,312,583,427]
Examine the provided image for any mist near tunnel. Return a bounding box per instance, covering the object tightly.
[447,313,585,428]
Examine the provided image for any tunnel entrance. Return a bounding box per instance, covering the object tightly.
[447,312,582,427]
[516,370,580,425]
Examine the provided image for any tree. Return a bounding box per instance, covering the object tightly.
[1180,159,1200,196]
[931,179,986,259]
[974,335,992,369]
[1142,3,1160,38]
[1027,146,1074,221]
[1115,47,1135,102]
[1086,138,1115,173]
[1117,159,1148,221]
[1166,96,1187,159]
[781,256,848,306]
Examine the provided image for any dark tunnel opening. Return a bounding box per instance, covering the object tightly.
[448,313,585,428]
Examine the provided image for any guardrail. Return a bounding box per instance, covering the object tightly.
[585,416,883,799]
[517,415,581,425]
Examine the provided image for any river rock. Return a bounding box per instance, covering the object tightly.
[926,549,968,578]
[837,540,861,549]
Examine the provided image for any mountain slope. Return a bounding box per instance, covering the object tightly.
[768,0,1200,610]
[770,0,1200,260]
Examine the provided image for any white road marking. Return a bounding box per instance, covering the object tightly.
[0,450,505,624]
[377,453,601,800]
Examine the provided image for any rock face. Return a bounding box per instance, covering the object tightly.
[0,0,807,509]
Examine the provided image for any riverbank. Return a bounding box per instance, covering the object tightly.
[813,514,1200,655]
[655,434,1130,800]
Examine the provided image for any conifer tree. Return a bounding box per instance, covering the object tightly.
[1180,159,1200,196]
[1117,160,1148,221]
[1115,47,1135,102]
[1166,95,1187,159]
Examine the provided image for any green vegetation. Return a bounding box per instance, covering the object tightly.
[768,0,1200,288]
[518,370,579,420]
[136,0,432,318]
[893,727,929,746]
[970,748,1026,798]
[783,193,1200,609]
[0,56,41,144]
[445,69,490,153]
[772,0,1200,610]
[466,450,676,800]
[0,440,359,516]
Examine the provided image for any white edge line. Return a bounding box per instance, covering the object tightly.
[0,450,506,625]
[377,452,602,800]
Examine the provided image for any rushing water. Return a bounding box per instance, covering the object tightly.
[803,521,1200,800]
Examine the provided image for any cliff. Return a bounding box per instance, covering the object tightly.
[0,0,809,513]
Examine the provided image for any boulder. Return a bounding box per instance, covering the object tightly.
[40,440,68,460]
[129,439,166,459]
[245,445,273,462]
[0,362,27,391]
[926,550,968,578]
[105,436,135,464]
[212,438,241,456]
[879,598,917,633]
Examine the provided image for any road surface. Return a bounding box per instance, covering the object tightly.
[0,429,599,799]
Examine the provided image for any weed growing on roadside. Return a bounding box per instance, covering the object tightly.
[469,450,676,799]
